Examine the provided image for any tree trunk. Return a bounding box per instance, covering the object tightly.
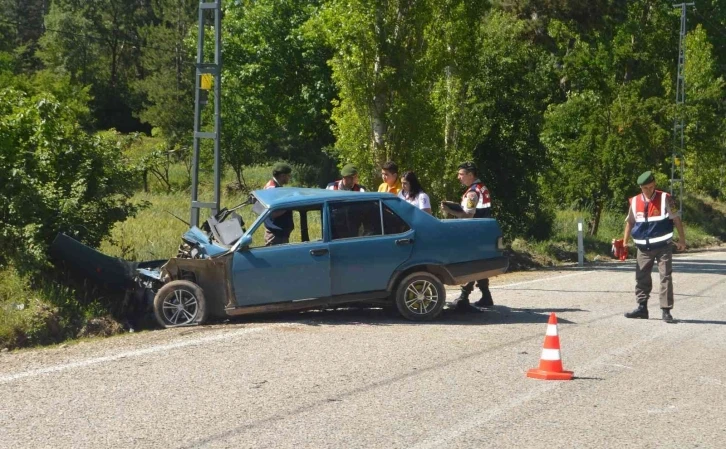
[590,200,603,237]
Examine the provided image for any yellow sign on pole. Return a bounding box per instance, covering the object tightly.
[200,74,213,91]
[674,157,681,167]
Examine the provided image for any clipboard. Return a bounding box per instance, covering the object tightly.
[441,200,463,213]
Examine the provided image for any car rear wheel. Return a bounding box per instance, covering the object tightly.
[153,280,208,328]
[394,272,445,321]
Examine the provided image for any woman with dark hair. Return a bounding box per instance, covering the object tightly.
[398,171,432,214]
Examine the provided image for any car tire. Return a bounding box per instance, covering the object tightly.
[394,272,445,321]
[153,280,208,328]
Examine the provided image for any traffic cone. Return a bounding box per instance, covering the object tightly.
[527,313,574,380]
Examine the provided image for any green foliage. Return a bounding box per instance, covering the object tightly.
[0,88,138,270]
[132,0,197,144]
[222,0,336,188]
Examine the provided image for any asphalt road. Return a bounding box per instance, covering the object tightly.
[2,250,725,449]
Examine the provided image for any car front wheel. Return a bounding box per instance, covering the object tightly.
[153,280,208,328]
[394,272,445,321]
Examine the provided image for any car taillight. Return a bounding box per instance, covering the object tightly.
[496,236,505,250]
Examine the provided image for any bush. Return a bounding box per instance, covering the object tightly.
[0,88,139,271]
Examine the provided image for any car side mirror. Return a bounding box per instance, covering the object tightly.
[237,234,253,250]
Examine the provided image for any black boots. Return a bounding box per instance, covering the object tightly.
[662,309,675,323]
[625,305,675,322]
[449,292,470,310]
[474,290,494,308]
[625,304,649,319]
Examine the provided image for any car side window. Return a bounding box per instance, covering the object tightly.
[247,205,323,248]
[330,201,382,240]
[382,204,410,235]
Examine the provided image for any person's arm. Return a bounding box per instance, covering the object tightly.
[441,191,477,218]
[419,193,432,215]
[673,216,686,251]
[623,220,632,245]
[623,201,634,246]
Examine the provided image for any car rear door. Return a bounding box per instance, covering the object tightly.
[327,200,414,296]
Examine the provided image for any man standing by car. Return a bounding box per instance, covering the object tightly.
[623,170,686,323]
[327,164,366,191]
[263,162,294,246]
[378,161,402,194]
[440,161,495,310]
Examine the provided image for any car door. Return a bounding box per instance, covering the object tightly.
[327,200,414,296]
[232,206,330,306]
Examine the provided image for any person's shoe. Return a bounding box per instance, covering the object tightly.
[473,292,494,309]
[448,295,470,311]
[662,309,675,323]
[624,304,649,319]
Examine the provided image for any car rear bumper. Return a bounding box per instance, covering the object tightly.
[444,256,509,285]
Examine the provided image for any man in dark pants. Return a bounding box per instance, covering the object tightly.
[263,162,294,246]
[623,171,686,322]
[440,161,495,311]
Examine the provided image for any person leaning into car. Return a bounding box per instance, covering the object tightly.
[263,162,294,246]
[440,161,495,311]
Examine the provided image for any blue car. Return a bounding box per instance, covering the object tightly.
[141,187,509,327]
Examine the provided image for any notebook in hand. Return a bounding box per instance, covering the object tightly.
[441,201,463,212]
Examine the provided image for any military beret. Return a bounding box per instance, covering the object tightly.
[637,170,654,185]
[340,163,358,177]
[272,162,292,175]
[458,161,477,172]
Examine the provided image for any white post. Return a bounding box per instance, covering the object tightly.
[577,218,584,267]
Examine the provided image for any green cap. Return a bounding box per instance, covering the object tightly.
[637,170,654,185]
[340,163,358,177]
[272,162,292,176]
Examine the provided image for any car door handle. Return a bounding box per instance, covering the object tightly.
[395,238,413,245]
[310,248,329,256]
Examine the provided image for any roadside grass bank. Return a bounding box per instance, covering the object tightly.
[2,163,724,350]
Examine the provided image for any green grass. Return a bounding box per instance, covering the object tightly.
[510,194,724,268]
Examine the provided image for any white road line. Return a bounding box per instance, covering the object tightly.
[0,325,286,384]
[410,297,726,449]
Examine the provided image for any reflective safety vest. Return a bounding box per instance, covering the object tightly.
[462,180,492,218]
[326,180,364,191]
[264,178,280,189]
[630,190,674,250]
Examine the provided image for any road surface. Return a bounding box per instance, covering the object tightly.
[2,250,725,448]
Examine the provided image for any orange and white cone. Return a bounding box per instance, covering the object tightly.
[527,313,574,380]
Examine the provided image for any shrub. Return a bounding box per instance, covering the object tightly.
[0,88,139,271]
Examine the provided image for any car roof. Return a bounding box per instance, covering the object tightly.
[253,187,396,208]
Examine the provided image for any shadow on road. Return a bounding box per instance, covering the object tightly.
[671,319,726,325]
[227,305,586,327]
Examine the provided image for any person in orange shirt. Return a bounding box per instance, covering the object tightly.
[377,161,402,194]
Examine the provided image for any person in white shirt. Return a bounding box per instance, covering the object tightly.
[398,171,432,214]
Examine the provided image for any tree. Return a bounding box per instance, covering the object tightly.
[133,0,197,146]
[37,0,154,132]
[460,11,560,239]
[312,0,438,181]
[222,0,336,187]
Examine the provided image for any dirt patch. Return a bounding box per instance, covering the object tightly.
[77,316,125,338]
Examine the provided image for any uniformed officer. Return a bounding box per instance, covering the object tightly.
[440,161,495,310]
[623,170,686,322]
[263,162,294,246]
[327,164,366,191]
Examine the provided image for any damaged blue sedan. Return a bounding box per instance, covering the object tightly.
[53,188,508,327]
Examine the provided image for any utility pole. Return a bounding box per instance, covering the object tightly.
[671,3,694,217]
[190,0,223,227]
